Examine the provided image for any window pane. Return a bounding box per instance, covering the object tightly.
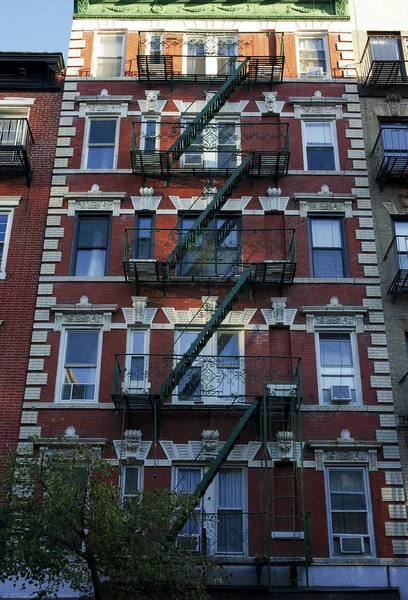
[218,333,239,366]
[313,249,344,278]
[132,331,145,354]
[218,512,243,553]
[331,493,367,511]
[89,120,117,144]
[66,331,99,365]
[96,58,122,77]
[124,467,139,495]
[332,512,368,534]
[320,334,352,367]
[329,469,364,493]
[77,217,109,247]
[87,146,115,169]
[99,34,124,57]
[130,356,144,381]
[311,219,342,248]
[218,469,242,508]
[306,147,335,170]
[306,122,333,145]
[370,38,401,61]
[75,249,106,276]
[0,215,8,266]
[176,468,201,493]
[179,367,201,401]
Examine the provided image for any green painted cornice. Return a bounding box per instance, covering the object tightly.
[73,0,349,21]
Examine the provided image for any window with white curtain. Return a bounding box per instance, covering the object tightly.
[71,214,111,276]
[326,467,374,556]
[303,121,337,171]
[175,467,203,551]
[309,217,348,278]
[316,332,360,404]
[217,468,244,554]
[298,36,328,76]
[95,33,125,77]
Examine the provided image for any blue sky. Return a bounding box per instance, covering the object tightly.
[0,0,73,63]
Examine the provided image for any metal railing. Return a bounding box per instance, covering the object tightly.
[372,127,408,187]
[383,235,408,296]
[397,372,408,424]
[123,227,296,282]
[0,118,34,185]
[359,35,408,85]
[112,353,301,406]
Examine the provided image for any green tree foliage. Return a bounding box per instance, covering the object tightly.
[0,445,211,600]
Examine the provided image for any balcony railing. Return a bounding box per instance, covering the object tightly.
[175,510,308,566]
[372,127,408,188]
[130,121,290,180]
[384,235,408,298]
[123,227,296,285]
[112,354,301,409]
[359,36,408,86]
[397,372,408,425]
[0,118,34,186]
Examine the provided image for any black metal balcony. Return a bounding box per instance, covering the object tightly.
[123,227,296,286]
[112,353,300,410]
[0,118,34,186]
[359,36,408,86]
[372,127,408,188]
[130,121,290,181]
[397,373,408,425]
[384,236,408,298]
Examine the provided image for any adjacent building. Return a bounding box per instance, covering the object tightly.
[2,0,408,597]
[0,52,64,457]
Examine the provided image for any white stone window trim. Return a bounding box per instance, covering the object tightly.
[302,297,368,334]
[295,33,331,80]
[314,329,363,406]
[0,197,21,279]
[91,30,127,78]
[81,114,121,170]
[140,116,161,151]
[289,92,347,121]
[324,465,376,559]
[54,325,104,404]
[169,193,251,213]
[301,119,341,172]
[51,296,118,332]
[65,186,126,216]
[77,91,132,119]
[294,185,355,218]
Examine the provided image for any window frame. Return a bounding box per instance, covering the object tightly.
[70,212,112,277]
[82,115,120,170]
[302,120,340,171]
[140,118,160,152]
[296,33,330,78]
[124,328,151,392]
[55,327,103,404]
[308,215,349,278]
[133,213,155,260]
[93,31,126,78]
[215,466,248,556]
[314,330,362,405]
[173,466,204,551]
[146,32,164,57]
[0,208,14,279]
[182,34,238,77]
[324,466,375,558]
[121,465,141,502]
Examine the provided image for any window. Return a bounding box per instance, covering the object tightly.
[309,217,348,278]
[123,330,150,393]
[175,467,203,551]
[178,216,240,277]
[84,118,118,169]
[60,330,101,402]
[381,122,408,158]
[303,121,337,170]
[134,214,154,259]
[369,36,404,62]
[0,118,27,147]
[217,123,238,169]
[122,466,140,502]
[175,330,243,403]
[185,35,237,76]
[316,332,361,404]
[326,467,374,556]
[148,33,163,63]
[217,468,245,554]
[394,220,408,269]
[0,211,13,276]
[71,214,111,276]
[95,33,125,77]
[298,36,328,77]
[182,120,204,167]
[141,120,158,152]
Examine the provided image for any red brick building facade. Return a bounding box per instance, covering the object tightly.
[3,0,407,596]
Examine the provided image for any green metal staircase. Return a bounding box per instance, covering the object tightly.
[168,57,250,166]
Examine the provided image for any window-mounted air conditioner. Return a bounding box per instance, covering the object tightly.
[184,153,203,165]
[266,383,297,398]
[339,536,364,554]
[306,66,324,77]
[330,385,352,404]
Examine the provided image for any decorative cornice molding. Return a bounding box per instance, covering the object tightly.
[138,90,167,114]
[65,184,126,216]
[163,306,256,326]
[122,297,157,326]
[258,187,289,212]
[294,185,355,218]
[131,187,162,211]
[159,440,260,462]
[173,99,249,115]
[51,295,117,331]
[0,196,21,208]
[290,91,346,120]
[302,297,367,333]
[261,298,297,327]
[255,92,285,116]
[169,194,251,212]
[77,90,132,117]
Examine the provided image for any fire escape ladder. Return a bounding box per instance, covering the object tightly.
[167,57,251,166]
[170,397,260,537]
[165,154,253,273]
[157,263,256,403]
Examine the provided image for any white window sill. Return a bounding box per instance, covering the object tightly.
[0,272,6,280]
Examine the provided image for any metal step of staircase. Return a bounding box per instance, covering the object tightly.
[165,154,254,273]
[157,263,256,403]
[168,57,250,166]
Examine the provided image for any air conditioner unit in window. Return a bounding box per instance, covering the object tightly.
[339,536,364,554]
[306,66,324,76]
[330,385,352,404]
[184,153,203,166]
[266,383,297,398]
